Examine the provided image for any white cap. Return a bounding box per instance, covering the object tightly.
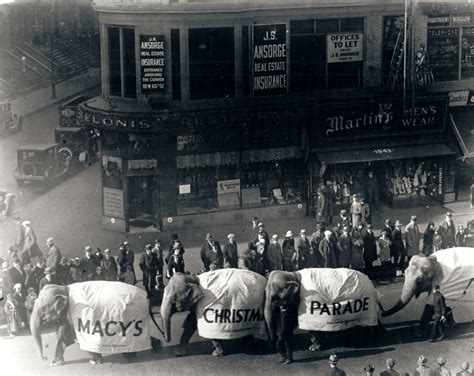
[22,220,31,226]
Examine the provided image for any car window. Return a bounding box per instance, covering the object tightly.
[22,151,36,159]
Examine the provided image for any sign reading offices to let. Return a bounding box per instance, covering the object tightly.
[103,187,124,218]
[253,24,287,97]
[327,33,364,63]
[140,35,165,92]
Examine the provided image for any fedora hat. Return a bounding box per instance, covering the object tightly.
[417,355,428,365]
[436,357,446,366]
[46,237,55,245]
[285,230,293,237]
[329,354,338,364]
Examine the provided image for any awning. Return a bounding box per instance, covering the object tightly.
[450,111,474,159]
[177,146,302,169]
[316,143,456,164]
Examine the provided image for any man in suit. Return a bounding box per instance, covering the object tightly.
[438,212,456,249]
[200,233,223,272]
[326,354,347,376]
[295,229,310,270]
[9,257,26,288]
[25,257,45,294]
[101,248,118,281]
[405,215,421,262]
[315,189,328,226]
[139,244,159,297]
[38,267,56,291]
[223,234,238,269]
[429,285,447,342]
[45,237,62,270]
[414,355,434,376]
[152,239,165,289]
[79,246,100,281]
[319,230,338,268]
[391,220,406,267]
[380,358,401,376]
[117,241,135,277]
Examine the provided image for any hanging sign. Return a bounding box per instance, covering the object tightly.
[140,35,166,93]
[253,24,287,97]
[327,32,364,63]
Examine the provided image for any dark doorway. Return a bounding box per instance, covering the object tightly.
[127,175,160,228]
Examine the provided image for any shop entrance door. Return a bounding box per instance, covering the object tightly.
[127,175,160,228]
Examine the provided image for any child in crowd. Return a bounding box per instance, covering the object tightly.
[5,293,20,337]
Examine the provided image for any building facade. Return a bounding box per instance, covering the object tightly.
[83,0,473,233]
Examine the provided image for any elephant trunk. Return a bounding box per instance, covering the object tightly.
[160,291,172,343]
[382,281,416,317]
[264,288,273,342]
[30,305,44,359]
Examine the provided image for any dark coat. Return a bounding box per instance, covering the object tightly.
[79,255,100,281]
[200,241,224,271]
[295,236,311,270]
[319,238,338,268]
[238,250,264,275]
[282,238,297,272]
[423,228,435,255]
[265,242,283,271]
[362,230,377,263]
[55,263,71,285]
[117,250,135,274]
[101,257,118,281]
[46,245,62,269]
[223,241,239,268]
[391,228,405,256]
[336,233,352,268]
[25,265,44,293]
[438,219,456,249]
[433,291,447,318]
[139,252,160,275]
[167,256,185,278]
[9,265,26,286]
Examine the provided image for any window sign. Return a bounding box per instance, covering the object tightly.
[253,24,287,97]
[327,32,364,63]
[427,28,459,82]
[462,27,474,79]
[140,35,165,93]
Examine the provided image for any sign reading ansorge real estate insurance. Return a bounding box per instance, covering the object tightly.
[253,24,287,97]
[140,35,165,93]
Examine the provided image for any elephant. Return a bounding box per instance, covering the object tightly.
[265,268,381,352]
[161,269,267,357]
[31,281,158,366]
[382,247,474,336]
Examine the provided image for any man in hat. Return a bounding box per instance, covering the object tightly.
[455,225,468,247]
[362,224,377,274]
[429,284,447,342]
[323,181,336,224]
[337,225,352,268]
[295,229,310,270]
[366,171,379,208]
[253,222,270,256]
[223,234,238,269]
[455,362,472,376]
[238,243,264,275]
[152,239,165,289]
[351,222,365,271]
[391,220,406,268]
[434,357,451,376]
[21,220,43,261]
[364,364,376,376]
[101,248,118,281]
[383,218,394,241]
[25,257,45,294]
[139,244,160,298]
[265,234,283,272]
[282,231,296,271]
[319,230,338,268]
[360,197,371,225]
[315,189,329,226]
[38,267,56,291]
[200,233,223,272]
[414,355,434,376]
[9,256,26,288]
[438,212,456,249]
[406,215,421,262]
[350,194,363,228]
[80,246,100,281]
[45,237,62,270]
[310,223,325,262]
[380,358,401,376]
[117,241,135,277]
[326,354,347,376]
[55,257,70,285]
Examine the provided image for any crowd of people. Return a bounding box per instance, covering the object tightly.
[323,353,472,376]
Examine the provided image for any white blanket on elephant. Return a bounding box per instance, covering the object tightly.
[196,269,267,340]
[297,268,380,331]
[424,247,474,303]
[68,281,151,354]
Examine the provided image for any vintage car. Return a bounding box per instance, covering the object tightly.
[54,127,99,169]
[13,143,69,186]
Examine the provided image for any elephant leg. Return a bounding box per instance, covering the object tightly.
[51,323,75,366]
[175,310,197,357]
[211,340,224,356]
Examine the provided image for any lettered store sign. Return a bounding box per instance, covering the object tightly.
[327,32,364,63]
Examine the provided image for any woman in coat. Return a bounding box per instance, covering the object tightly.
[405,216,421,261]
[362,224,377,273]
[422,221,435,256]
[351,224,365,271]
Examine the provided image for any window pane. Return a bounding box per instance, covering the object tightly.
[122,28,136,98]
[290,20,315,35]
[427,28,459,82]
[290,35,326,92]
[189,27,235,99]
[316,19,339,34]
[327,61,363,89]
[340,17,364,32]
[171,29,181,100]
[108,27,121,96]
[461,27,474,79]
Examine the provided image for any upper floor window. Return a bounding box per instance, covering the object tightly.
[188,27,235,100]
[290,18,364,92]
[107,27,136,98]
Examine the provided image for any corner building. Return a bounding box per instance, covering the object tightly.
[84,0,473,233]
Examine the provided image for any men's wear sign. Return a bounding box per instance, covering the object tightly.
[253,24,287,97]
[327,32,364,63]
[69,281,152,354]
[140,35,165,93]
[197,269,267,339]
[297,268,380,331]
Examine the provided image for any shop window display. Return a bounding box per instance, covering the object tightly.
[176,160,304,214]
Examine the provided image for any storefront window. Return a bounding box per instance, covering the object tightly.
[176,159,304,215]
[290,18,364,92]
[107,26,136,98]
[188,27,235,100]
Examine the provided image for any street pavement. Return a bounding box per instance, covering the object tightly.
[0,99,473,375]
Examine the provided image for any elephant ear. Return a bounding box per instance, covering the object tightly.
[186,283,204,306]
[52,294,69,315]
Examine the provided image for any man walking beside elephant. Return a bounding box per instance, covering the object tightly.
[139,244,160,298]
[438,212,456,249]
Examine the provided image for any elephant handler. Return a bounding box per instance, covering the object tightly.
[139,244,160,298]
